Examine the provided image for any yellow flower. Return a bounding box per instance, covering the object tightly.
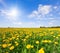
[3,40,6,42]
[16,43,19,46]
[25,36,29,39]
[53,36,55,38]
[39,48,45,53]
[9,46,14,50]
[58,35,60,37]
[15,41,19,46]
[8,44,12,46]
[6,52,8,53]
[23,39,26,42]
[2,44,7,48]
[51,32,54,34]
[48,40,52,43]
[16,38,19,40]
[42,40,48,43]
[17,36,19,38]
[15,41,18,43]
[9,38,12,41]
[2,34,6,39]
[56,37,58,39]
[30,34,32,36]
[36,41,39,44]
[42,40,51,43]
[54,42,58,45]
[12,37,15,39]
[26,44,31,49]
[0,44,1,46]
[31,45,34,48]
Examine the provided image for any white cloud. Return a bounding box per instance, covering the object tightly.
[28,10,38,18]
[53,6,58,9]
[28,4,52,18]
[38,4,51,15]
[28,4,59,20]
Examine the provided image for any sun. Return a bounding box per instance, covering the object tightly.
[7,8,18,17]
[4,8,19,20]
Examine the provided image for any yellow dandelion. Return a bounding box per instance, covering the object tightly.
[39,48,45,53]
[48,40,52,43]
[0,44,1,46]
[15,41,18,43]
[26,44,31,49]
[36,41,39,44]
[54,42,58,45]
[42,40,48,43]
[15,41,19,46]
[2,44,7,48]
[9,38,12,41]
[51,32,54,34]
[16,38,19,40]
[8,44,12,47]
[31,45,34,48]
[29,34,32,36]
[6,52,8,53]
[56,37,58,39]
[12,37,15,39]
[23,39,26,42]
[25,36,29,39]
[53,36,55,38]
[58,35,60,37]
[9,46,14,50]
[3,40,6,42]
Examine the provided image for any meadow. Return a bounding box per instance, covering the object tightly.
[0,28,60,53]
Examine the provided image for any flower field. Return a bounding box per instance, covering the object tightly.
[0,28,60,53]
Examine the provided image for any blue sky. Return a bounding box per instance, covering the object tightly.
[0,0,60,27]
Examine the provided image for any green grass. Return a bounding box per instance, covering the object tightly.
[0,28,60,53]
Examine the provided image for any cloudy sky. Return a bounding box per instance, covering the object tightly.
[0,0,60,27]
